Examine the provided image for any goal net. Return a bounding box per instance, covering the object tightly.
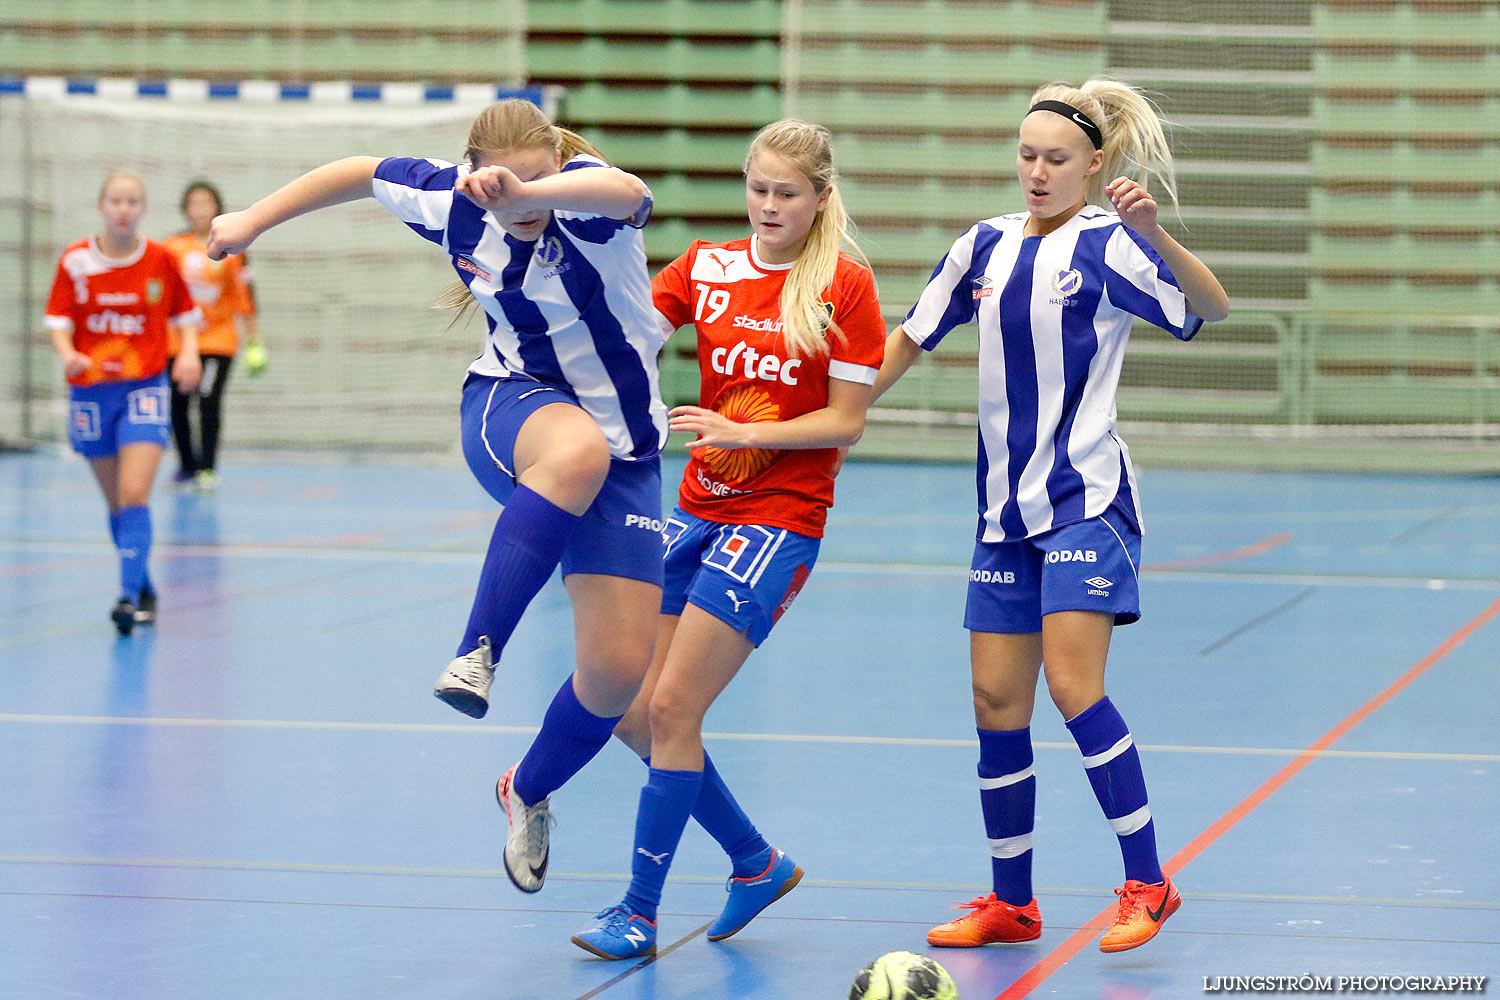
[1,83,554,456]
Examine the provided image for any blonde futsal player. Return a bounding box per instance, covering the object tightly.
[875,79,1229,954]
[572,119,885,959]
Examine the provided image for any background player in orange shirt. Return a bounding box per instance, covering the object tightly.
[164,181,261,493]
[572,119,885,959]
[45,171,203,634]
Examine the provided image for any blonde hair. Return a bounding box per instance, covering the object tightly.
[745,118,869,358]
[97,170,146,203]
[1028,78,1178,210]
[436,99,607,318]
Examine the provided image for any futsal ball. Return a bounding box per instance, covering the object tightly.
[848,951,959,1000]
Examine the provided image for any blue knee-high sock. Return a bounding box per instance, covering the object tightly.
[642,753,772,876]
[693,752,772,876]
[511,675,622,806]
[115,505,152,602]
[109,511,152,596]
[621,767,704,921]
[459,485,579,658]
[1065,696,1163,885]
[978,727,1037,906]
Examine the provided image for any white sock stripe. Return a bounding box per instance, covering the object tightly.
[978,765,1035,790]
[1108,804,1152,836]
[986,833,1033,859]
[1081,734,1134,768]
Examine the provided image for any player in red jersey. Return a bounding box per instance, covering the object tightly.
[572,119,885,959]
[44,171,202,634]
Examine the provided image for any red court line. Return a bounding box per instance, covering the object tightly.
[994,590,1500,1000]
[1143,531,1292,571]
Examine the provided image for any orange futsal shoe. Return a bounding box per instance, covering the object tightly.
[927,893,1042,947]
[1099,876,1181,953]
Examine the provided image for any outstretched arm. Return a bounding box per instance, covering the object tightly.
[207,156,382,260]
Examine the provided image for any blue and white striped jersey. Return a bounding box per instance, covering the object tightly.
[371,153,668,462]
[903,206,1203,543]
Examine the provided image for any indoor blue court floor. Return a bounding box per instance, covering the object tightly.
[2,448,1496,999]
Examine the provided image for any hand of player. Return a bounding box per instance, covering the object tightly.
[172,351,203,393]
[669,405,755,451]
[206,211,259,260]
[1106,177,1159,235]
[61,349,92,379]
[455,165,529,212]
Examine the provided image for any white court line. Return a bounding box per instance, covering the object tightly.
[6,539,1500,590]
[1,714,1494,762]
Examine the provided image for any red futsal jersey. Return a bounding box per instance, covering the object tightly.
[45,236,199,387]
[653,237,885,537]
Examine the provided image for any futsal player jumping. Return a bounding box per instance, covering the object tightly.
[207,99,669,895]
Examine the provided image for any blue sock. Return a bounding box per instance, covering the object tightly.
[459,485,578,658]
[978,727,1036,906]
[115,505,152,602]
[621,767,704,921]
[108,511,152,595]
[643,752,771,876]
[1066,696,1163,885]
[511,675,621,805]
[695,752,771,876]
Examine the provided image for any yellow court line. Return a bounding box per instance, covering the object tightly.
[2,854,1493,909]
[1,713,1495,761]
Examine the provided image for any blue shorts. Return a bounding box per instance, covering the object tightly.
[964,505,1141,634]
[68,374,171,459]
[460,372,664,586]
[661,508,820,647]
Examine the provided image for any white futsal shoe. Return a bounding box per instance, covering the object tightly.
[433,635,494,718]
[498,765,554,893]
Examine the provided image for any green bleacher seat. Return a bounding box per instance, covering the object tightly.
[527,0,781,37]
[1314,4,1500,45]
[528,36,781,84]
[563,81,780,128]
[794,0,1107,41]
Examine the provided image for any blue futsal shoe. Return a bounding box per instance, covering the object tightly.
[706,848,804,941]
[571,904,657,960]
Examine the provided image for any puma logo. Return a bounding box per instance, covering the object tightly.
[636,847,669,865]
[725,590,747,613]
[706,252,732,275]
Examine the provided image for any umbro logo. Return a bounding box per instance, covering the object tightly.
[972,275,994,300]
[1084,576,1112,589]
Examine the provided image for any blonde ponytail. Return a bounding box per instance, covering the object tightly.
[1029,78,1178,211]
[436,100,609,321]
[745,118,870,358]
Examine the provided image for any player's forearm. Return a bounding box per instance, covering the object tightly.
[519,168,649,220]
[872,326,924,401]
[1139,227,1230,323]
[741,386,873,450]
[47,326,75,361]
[175,324,201,358]
[244,157,380,235]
